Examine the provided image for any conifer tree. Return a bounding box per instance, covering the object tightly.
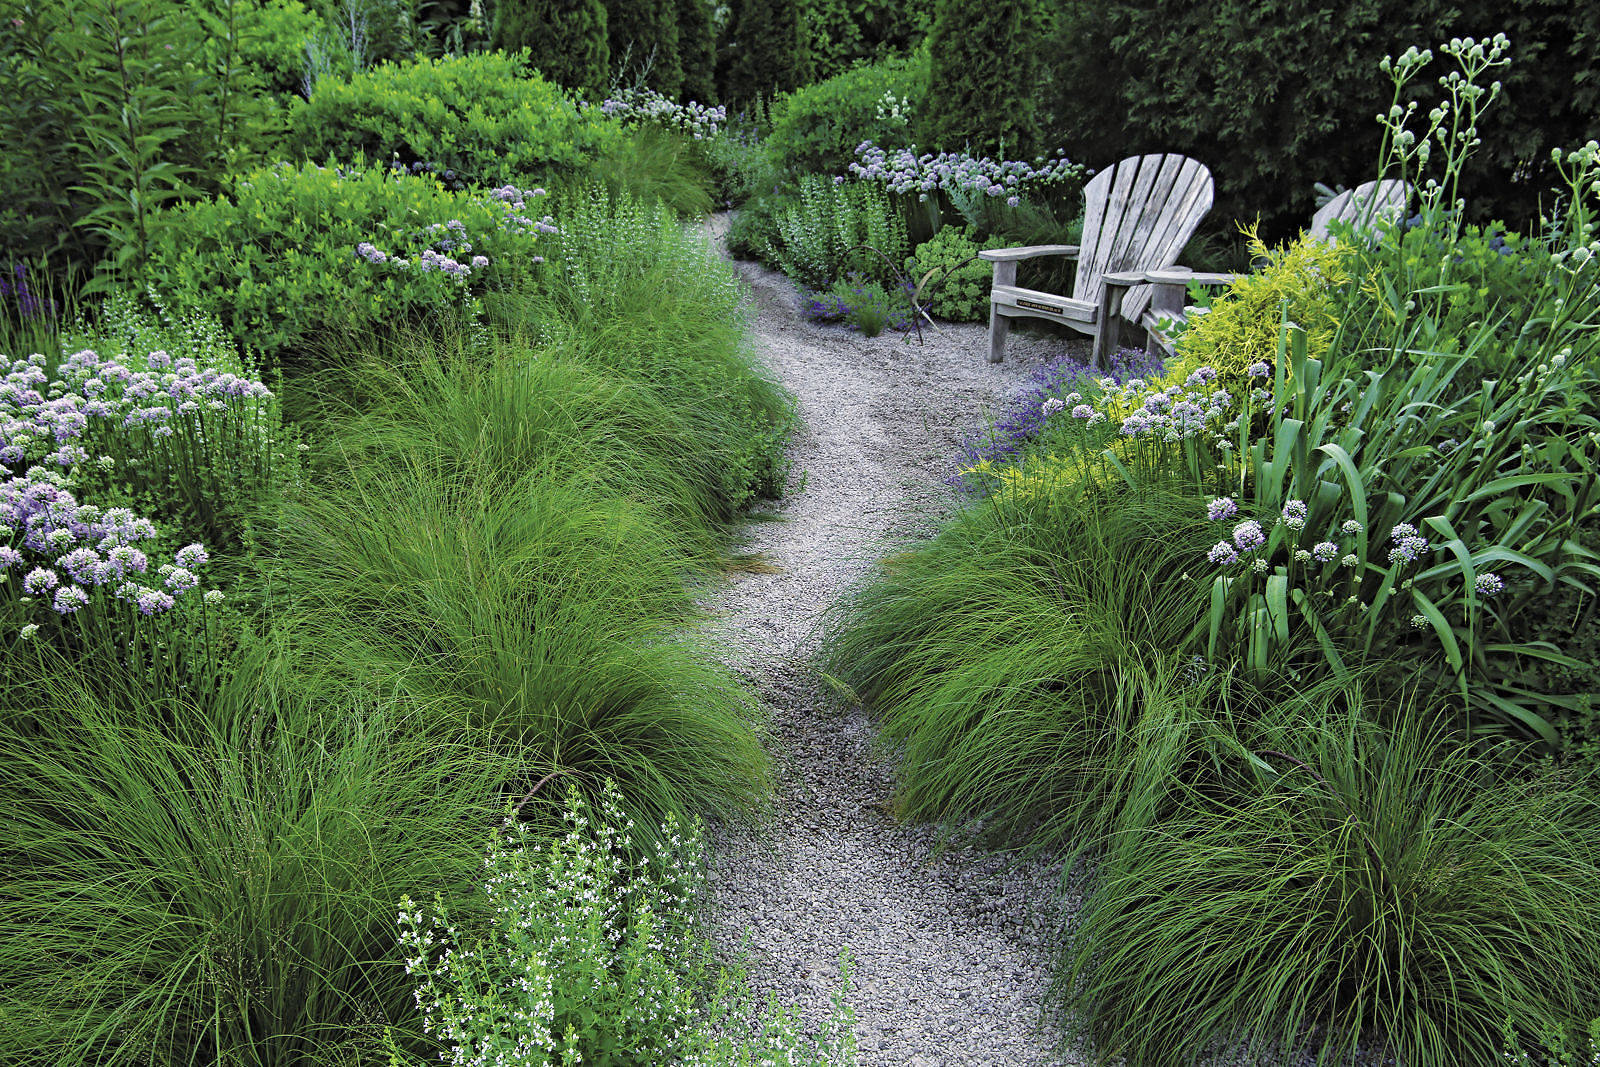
[922,0,1042,159]
[675,0,716,104]
[721,0,811,106]
[606,0,683,99]
[490,0,608,98]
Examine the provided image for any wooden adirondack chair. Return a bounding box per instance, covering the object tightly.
[977,153,1214,365]
[1122,178,1412,358]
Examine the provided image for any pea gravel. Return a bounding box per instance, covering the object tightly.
[695,215,1090,1067]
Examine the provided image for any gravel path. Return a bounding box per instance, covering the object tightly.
[697,215,1092,1067]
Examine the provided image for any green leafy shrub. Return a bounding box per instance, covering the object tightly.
[765,49,929,179]
[1058,707,1600,1067]
[143,162,555,364]
[905,225,1009,322]
[489,0,609,97]
[287,51,619,187]
[921,0,1042,158]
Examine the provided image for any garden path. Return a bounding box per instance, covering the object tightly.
[698,215,1090,1067]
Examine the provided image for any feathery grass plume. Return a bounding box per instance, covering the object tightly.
[1055,695,1600,1067]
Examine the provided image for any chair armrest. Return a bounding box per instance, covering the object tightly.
[977,244,1081,263]
[1143,268,1240,286]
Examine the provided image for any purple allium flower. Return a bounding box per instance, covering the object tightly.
[1474,572,1504,596]
[1387,535,1430,564]
[1341,519,1363,536]
[471,255,489,269]
[1232,520,1266,552]
[175,543,207,569]
[1006,196,1019,207]
[1206,496,1238,521]
[0,545,22,570]
[1185,366,1219,387]
[1391,523,1419,541]
[1071,404,1094,419]
[1041,397,1065,418]
[1281,500,1308,530]
[1312,541,1338,562]
[23,566,58,593]
[132,585,174,615]
[161,565,198,593]
[1341,553,1360,568]
[1247,362,1271,378]
[52,583,89,614]
[1208,541,1239,565]
[1293,549,1312,563]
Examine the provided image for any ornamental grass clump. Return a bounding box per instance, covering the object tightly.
[1056,702,1600,1067]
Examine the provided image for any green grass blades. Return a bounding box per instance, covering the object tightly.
[0,651,523,1067]
[274,429,771,836]
[822,476,1213,854]
[1055,699,1600,1067]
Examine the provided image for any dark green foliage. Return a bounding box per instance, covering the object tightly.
[720,0,811,107]
[607,0,682,99]
[0,0,284,288]
[801,0,930,80]
[288,52,618,187]
[675,0,716,104]
[1040,0,1600,239]
[922,0,1042,159]
[765,49,929,179]
[489,0,609,97]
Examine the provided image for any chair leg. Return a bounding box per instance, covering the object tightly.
[988,307,1009,364]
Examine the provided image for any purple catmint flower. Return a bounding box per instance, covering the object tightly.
[1208,541,1239,565]
[1206,497,1238,521]
[1232,520,1266,552]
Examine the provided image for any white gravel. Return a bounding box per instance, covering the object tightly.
[696,214,1094,1067]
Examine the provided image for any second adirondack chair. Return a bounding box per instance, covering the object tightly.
[977,153,1215,365]
[1120,178,1412,358]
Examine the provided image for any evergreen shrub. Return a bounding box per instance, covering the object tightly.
[921,0,1042,159]
[720,0,810,106]
[489,0,609,97]
[607,0,682,99]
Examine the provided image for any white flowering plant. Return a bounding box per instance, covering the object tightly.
[398,781,857,1067]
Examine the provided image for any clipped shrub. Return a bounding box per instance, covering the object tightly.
[608,0,682,99]
[921,0,1042,159]
[906,225,1009,322]
[676,0,717,104]
[720,0,811,106]
[143,163,556,363]
[489,0,609,97]
[765,49,929,179]
[1058,708,1600,1067]
[287,51,619,187]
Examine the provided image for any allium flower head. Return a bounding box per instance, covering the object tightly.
[1206,496,1238,521]
[1341,519,1363,536]
[52,584,89,614]
[1312,541,1338,562]
[1208,541,1239,565]
[175,543,208,569]
[1391,523,1419,541]
[1248,362,1272,378]
[1071,404,1094,419]
[1410,614,1430,629]
[1280,500,1308,530]
[23,566,58,594]
[1341,553,1360,568]
[1474,572,1504,596]
[1232,519,1266,552]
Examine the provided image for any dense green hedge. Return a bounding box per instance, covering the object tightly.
[288,51,618,186]
[922,0,1044,159]
[1040,0,1600,238]
[489,0,609,97]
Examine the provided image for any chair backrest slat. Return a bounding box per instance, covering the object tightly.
[1310,178,1409,240]
[1074,154,1214,323]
